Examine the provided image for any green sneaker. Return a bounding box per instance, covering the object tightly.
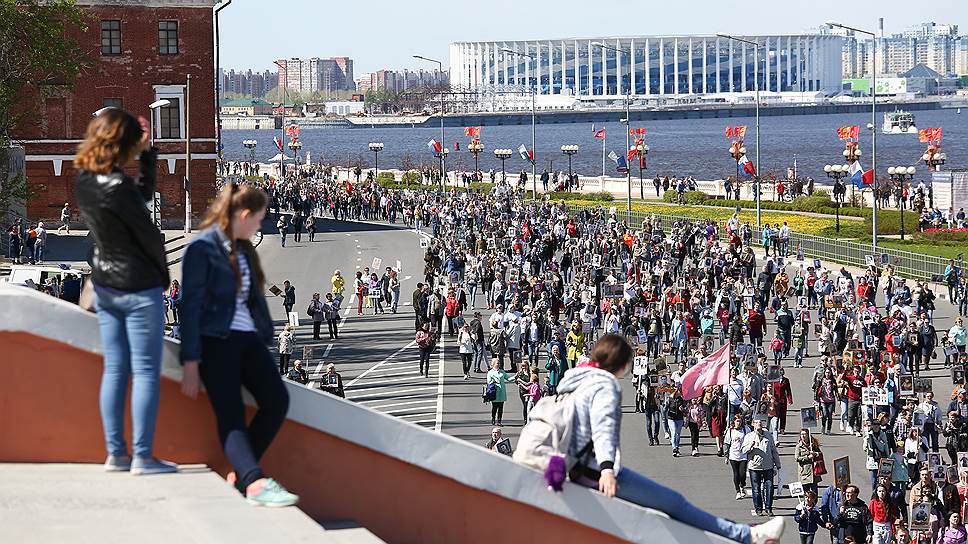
[246,478,299,508]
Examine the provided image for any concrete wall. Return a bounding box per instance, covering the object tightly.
[0,285,731,544]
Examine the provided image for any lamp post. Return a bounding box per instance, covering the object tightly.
[888,166,915,240]
[438,147,449,189]
[561,145,578,190]
[592,42,633,213]
[717,33,763,228]
[468,140,485,178]
[287,139,302,166]
[242,139,257,164]
[273,60,287,180]
[368,142,384,180]
[828,21,878,251]
[823,164,848,232]
[413,55,445,187]
[495,149,513,184]
[148,99,171,148]
[843,141,863,205]
[500,48,538,200]
[633,140,649,199]
[729,139,749,197]
[922,144,946,171]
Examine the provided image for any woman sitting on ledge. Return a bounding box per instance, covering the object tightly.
[555,334,784,544]
[179,183,298,508]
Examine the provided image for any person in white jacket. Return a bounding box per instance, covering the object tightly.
[557,334,784,544]
[742,420,782,517]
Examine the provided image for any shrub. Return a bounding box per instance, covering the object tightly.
[661,190,708,204]
[401,171,421,185]
[915,229,968,243]
[376,171,396,182]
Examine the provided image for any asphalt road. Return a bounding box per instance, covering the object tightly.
[235,214,964,543]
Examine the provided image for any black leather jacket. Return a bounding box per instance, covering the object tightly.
[75,149,169,291]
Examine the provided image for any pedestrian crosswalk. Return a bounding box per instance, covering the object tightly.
[346,341,444,429]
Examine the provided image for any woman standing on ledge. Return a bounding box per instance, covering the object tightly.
[74,108,176,476]
[179,183,298,508]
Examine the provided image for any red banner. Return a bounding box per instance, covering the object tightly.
[919,127,942,143]
[594,129,605,140]
[726,125,747,138]
[837,125,859,140]
[285,124,300,137]
[628,127,647,136]
[464,126,481,137]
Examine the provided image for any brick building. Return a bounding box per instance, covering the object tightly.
[15,0,219,227]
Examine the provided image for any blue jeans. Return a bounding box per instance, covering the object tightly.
[749,468,775,513]
[616,468,751,544]
[468,284,477,307]
[95,285,165,458]
[668,418,684,451]
[645,409,661,443]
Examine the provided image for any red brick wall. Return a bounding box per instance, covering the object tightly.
[16,2,218,225]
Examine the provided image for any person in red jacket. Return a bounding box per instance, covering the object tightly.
[856,277,873,305]
[748,303,766,346]
[868,483,898,542]
[841,365,866,436]
[771,368,794,434]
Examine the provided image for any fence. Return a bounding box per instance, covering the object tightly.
[562,203,952,282]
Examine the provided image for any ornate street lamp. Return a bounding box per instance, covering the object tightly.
[887,165,915,240]
[494,149,513,184]
[823,164,848,232]
[368,142,384,180]
[287,140,302,165]
[242,139,257,164]
[468,140,485,178]
[632,140,649,200]
[560,145,578,190]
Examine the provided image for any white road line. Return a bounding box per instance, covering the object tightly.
[403,418,437,425]
[348,386,436,401]
[434,335,445,433]
[365,399,437,411]
[404,275,413,281]
[346,340,418,387]
[359,393,436,405]
[322,344,333,358]
[350,375,429,386]
[386,406,437,416]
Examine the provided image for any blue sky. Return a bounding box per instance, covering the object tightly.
[220,0,968,76]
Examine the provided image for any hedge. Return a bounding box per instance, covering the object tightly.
[550,190,613,201]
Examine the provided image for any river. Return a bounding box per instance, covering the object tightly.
[222,109,966,181]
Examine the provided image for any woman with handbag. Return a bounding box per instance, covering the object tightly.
[795,429,824,496]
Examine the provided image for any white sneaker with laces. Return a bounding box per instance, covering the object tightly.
[735,491,743,500]
[750,516,785,544]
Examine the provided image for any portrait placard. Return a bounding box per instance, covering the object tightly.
[268,284,282,296]
[800,407,818,429]
[910,503,931,532]
[899,374,915,397]
[833,456,851,491]
[633,356,649,376]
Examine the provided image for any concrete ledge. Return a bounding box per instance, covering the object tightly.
[0,284,731,544]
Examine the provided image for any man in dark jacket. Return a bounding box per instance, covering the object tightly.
[412,282,425,330]
[829,485,872,543]
[283,280,296,316]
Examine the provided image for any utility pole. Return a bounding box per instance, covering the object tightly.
[185,73,192,233]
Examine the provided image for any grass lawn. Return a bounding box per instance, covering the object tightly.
[874,239,966,260]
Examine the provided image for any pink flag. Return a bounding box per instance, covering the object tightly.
[680,342,732,400]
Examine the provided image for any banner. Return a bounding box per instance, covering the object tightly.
[464,126,481,137]
[594,129,605,140]
[919,127,942,143]
[285,124,300,137]
[726,125,747,138]
[628,127,647,136]
[837,126,860,140]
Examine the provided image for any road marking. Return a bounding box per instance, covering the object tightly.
[348,386,436,401]
[386,405,439,415]
[322,344,333,358]
[404,275,413,281]
[352,375,430,386]
[345,233,351,237]
[365,399,437,410]
[435,335,445,433]
[346,340,417,387]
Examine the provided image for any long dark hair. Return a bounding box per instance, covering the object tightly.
[200,183,267,290]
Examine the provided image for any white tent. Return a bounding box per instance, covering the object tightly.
[266,153,294,162]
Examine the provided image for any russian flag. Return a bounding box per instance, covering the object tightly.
[273,136,283,151]
[518,144,533,163]
[848,161,874,188]
[738,155,756,177]
[608,150,628,173]
[427,139,442,155]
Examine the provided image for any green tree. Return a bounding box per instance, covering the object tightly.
[0,0,90,223]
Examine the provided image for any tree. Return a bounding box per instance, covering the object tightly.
[0,0,90,224]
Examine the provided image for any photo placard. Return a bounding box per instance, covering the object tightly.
[833,456,851,491]
[632,356,649,376]
[800,407,818,429]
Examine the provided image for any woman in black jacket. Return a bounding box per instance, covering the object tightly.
[74,108,175,475]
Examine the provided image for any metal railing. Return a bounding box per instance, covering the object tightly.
[561,203,951,282]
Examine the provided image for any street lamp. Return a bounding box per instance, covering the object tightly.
[148,99,171,148]
[273,60,288,179]
[368,142,384,180]
[823,164,848,232]
[843,141,863,204]
[717,33,763,228]
[561,145,578,190]
[242,139,257,164]
[729,139,749,197]
[413,54,446,187]
[592,41,633,213]
[632,140,649,200]
[287,139,302,165]
[494,149,513,184]
[922,144,946,171]
[501,48,538,199]
[887,165,915,240]
[468,140,485,178]
[828,21,879,251]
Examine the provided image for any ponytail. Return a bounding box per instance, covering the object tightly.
[200,183,268,291]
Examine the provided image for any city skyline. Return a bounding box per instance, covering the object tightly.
[219,0,968,75]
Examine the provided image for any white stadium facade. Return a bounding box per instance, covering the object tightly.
[449,34,844,100]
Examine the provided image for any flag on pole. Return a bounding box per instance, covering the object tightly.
[285,124,300,137]
[734,125,747,138]
[464,126,481,137]
[847,161,874,188]
[680,343,732,400]
[427,139,442,155]
[919,127,943,143]
[273,136,283,151]
[608,150,628,173]
[738,154,756,176]
[626,147,638,162]
[594,129,606,140]
[518,144,534,163]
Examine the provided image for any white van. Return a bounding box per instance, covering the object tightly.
[2,264,88,288]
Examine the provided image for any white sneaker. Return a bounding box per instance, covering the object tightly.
[735,491,743,500]
[664,432,671,440]
[751,516,785,544]
[691,450,698,457]
[839,422,845,432]
[742,488,748,498]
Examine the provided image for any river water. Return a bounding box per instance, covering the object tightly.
[222,109,966,181]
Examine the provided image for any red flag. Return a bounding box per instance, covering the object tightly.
[285,124,300,137]
[680,342,732,400]
[594,129,605,140]
[861,169,874,186]
[849,125,860,139]
[837,127,849,140]
[464,126,481,137]
[725,126,734,138]
[918,129,931,143]
[734,125,747,138]
[932,128,943,142]
[626,148,638,162]
[345,180,354,194]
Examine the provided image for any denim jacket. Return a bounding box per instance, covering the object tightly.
[179,226,273,362]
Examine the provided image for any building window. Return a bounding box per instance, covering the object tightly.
[158,21,179,55]
[101,20,121,55]
[158,97,181,139]
[102,98,123,110]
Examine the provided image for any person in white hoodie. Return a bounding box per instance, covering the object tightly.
[557,334,784,544]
